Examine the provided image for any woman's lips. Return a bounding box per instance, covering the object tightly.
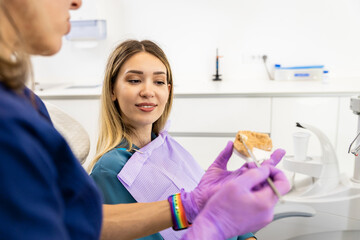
[65,20,71,35]
[136,103,157,112]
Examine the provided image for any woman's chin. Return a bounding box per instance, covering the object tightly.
[29,39,63,56]
[42,43,63,56]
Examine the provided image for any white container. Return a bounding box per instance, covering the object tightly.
[274,65,324,81]
[293,132,311,161]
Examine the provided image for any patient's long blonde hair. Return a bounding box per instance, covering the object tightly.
[88,40,173,172]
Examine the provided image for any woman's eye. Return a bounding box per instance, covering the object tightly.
[128,79,141,84]
[155,80,166,85]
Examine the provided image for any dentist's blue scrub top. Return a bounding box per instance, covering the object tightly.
[0,83,102,239]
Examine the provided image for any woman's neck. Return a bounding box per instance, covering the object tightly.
[131,125,153,148]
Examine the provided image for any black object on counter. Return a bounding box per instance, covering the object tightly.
[213,48,222,81]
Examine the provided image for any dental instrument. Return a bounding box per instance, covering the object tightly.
[261,54,274,80]
[348,131,360,156]
[238,134,283,202]
[212,48,222,81]
[349,96,360,182]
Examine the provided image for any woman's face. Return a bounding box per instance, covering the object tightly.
[3,0,81,56]
[112,52,171,132]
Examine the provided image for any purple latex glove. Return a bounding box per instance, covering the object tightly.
[181,165,291,240]
[181,141,241,222]
[181,141,286,223]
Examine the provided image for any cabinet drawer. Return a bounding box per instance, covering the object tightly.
[169,97,271,133]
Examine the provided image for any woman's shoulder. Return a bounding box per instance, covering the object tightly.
[0,85,31,119]
[92,147,133,173]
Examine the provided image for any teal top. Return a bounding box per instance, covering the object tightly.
[90,137,255,240]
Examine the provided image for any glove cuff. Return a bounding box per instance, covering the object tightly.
[180,188,199,223]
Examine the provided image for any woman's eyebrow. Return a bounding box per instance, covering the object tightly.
[126,70,143,74]
[125,70,165,75]
[153,71,166,75]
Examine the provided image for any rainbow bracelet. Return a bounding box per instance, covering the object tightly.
[167,193,190,231]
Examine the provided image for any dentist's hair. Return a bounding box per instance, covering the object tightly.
[0,1,31,90]
[88,40,173,172]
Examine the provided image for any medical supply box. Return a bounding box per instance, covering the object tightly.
[274,65,324,81]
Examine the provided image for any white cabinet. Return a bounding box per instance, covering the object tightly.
[44,96,273,170]
[170,97,271,133]
[169,97,271,169]
[271,97,339,158]
[171,96,345,171]
[41,94,358,176]
[173,136,238,170]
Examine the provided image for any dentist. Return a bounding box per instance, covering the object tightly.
[0,0,290,239]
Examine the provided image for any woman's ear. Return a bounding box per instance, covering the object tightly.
[111,90,116,101]
[168,83,171,93]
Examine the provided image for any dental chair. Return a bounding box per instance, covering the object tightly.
[44,101,90,165]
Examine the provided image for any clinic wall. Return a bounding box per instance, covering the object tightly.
[32,0,360,87]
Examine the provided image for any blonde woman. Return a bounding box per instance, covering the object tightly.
[89,40,288,240]
[0,0,290,239]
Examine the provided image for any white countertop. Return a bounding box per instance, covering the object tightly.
[36,78,360,99]
[173,79,360,97]
[36,83,103,99]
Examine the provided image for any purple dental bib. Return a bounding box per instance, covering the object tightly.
[117,123,204,239]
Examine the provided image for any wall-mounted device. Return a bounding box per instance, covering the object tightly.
[66,20,106,47]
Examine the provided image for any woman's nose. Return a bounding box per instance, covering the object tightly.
[70,0,82,10]
[140,83,155,98]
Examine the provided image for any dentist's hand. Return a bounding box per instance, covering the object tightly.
[181,141,241,222]
[181,141,286,223]
[181,165,291,240]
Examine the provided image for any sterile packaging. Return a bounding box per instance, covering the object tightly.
[274,65,324,81]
